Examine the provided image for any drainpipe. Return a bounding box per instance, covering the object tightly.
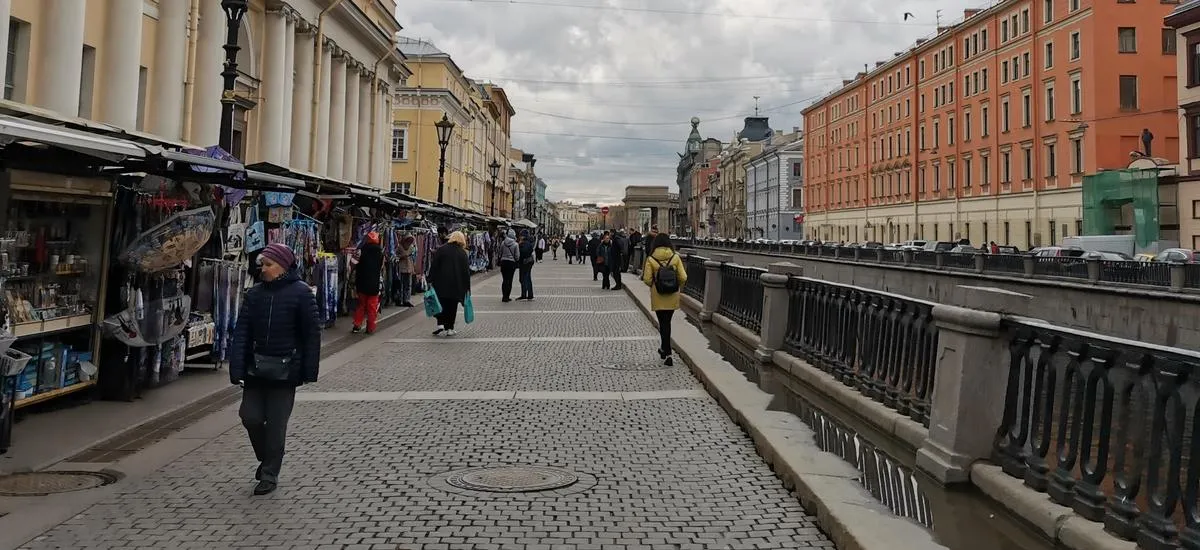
[309,0,348,171]
[181,0,201,141]
[368,38,402,189]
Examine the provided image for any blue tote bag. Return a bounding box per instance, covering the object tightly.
[423,287,442,317]
[463,293,474,324]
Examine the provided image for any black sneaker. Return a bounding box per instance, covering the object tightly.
[255,465,262,481]
[664,356,674,367]
[253,480,277,495]
[432,327,446,336]
[351,326,362,334]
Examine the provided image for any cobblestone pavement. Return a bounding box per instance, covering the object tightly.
[21,262,833,550]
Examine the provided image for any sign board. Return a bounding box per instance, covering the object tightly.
[601,206,610,215]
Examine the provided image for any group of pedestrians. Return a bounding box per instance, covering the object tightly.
[224,223,683,497]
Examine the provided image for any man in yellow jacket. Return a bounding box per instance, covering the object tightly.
[642,233,688,366]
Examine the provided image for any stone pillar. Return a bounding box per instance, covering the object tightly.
[357,74,372,185]
[700,253,731,322]
[1171,261,1187,292]
[290,26,315,170]
[0,0,11,93]
[328,54,347,178]
[191,0,225,146]
[934,250,946,269]
[1022,253,1036,278]
[916,287,1032,485]
[150,0,188,139]
[280,15,296,166]
[99,0,143,127]
[259,10,288,164]
[314,43,333,175]
[755,262,804,363]
[1086,256,1101,283]
[974,251,986,274]
[34,0,87,116]
[343,65,360,182]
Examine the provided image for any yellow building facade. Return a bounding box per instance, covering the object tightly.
[390,37,514,213]
[2,0,405,186]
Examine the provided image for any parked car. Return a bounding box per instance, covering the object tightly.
[1153,248,1197,263]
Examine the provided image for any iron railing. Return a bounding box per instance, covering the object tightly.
[782,277,939,426]
[993,319,1200,549]
[1188,264,1200,289]
[683,254,707,301]
[717,264,766,332]
[982,253,1026,275]
[943,252,976,271]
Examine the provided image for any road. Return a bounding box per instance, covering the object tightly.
[17,260,832,550]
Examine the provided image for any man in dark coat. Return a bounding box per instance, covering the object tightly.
[230,243,321,495]
[352,231,384,334]
[587,233,601,281]
[517,230,536,300]
[610,230,628,290]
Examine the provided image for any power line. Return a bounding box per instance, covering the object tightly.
[477,73,847,87]
[517,94,822,126]
[418,0,937,27]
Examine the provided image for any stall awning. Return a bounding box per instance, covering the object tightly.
[246,169,305,190]
[0,115,146,162]
[147,147,244,173]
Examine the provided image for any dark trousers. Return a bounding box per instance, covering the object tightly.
[656,310,675,357]
[240,385,297,483]
[592,259,600,280]
[611,267,623,289]
[600,267,611,289]
[500,261,517,300]
[437,297,460,329]
[519,264,534,298]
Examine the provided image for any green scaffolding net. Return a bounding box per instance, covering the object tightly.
[1082,169,1160,247]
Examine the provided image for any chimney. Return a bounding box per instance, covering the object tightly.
[964,8,980,19]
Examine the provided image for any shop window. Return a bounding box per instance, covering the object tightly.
[78,45,96,119]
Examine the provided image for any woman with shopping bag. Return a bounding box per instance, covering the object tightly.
[428,231,472,336]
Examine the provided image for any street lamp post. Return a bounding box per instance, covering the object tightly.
[488,159,501,216]
[509,177,517,218]
[219,0,249,154]
[434,113,455,204]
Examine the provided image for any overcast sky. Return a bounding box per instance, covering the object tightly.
[395,0,981,204]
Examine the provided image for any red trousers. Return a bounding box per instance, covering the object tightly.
[353,293,380,331]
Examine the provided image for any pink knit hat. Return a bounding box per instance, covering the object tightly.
[259,243,295,269]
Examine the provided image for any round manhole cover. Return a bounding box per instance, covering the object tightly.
[0,471,118,496]
[600,360,674,371]
[445,466,578,493]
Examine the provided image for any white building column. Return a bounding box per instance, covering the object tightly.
[258,9,288,164]
[150,0,188,139]
[343,65,360,182]
[99,0,143,127]
[280,15,295,166]
[290,25,315,171]
[314,43,333,174]
[327,54,347,178]
[191,0,226,146]
[34,0,87,117]
[373,87,389,189]
[357,74,372,185]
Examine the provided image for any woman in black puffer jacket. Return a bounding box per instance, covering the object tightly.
[229,243,321,496]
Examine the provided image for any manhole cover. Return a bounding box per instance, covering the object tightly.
[600,360,674,371]
[0,471,118,496]
[445,466,578,493]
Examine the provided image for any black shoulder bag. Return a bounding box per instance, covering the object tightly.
[247,292,297,381]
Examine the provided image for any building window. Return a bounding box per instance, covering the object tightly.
[1023,52,1031,77]
[919,59,925,78]
[1044,0,1053,22]
[982,29,988,49]
[1070,75,1082,113]
[1022,92,1031,127]
[390,182,413,195]
[1046,143,1057,177]
[934,120,940,147]
[79,45,96,119]
[1002,19,1009,42]
[1001,61,1010,83]
[949,160,956,188]
[1002,98,1010,132]
[5,18,29,102]
[965,158,973,188]
[1045,42,1054,68]
[135,66,147,131]
[1021,8,1030,33]
[982,155,991,185]
[1191,116,1200,159]
[1118,27,1137,53]
[1002,151,1012,182]
[982,106,990,136]
[965,112,972,140]
[1023,148,1033,180]
[933,164,941,191]
[1045,83,1055,121]
[1071,137,1084,172]
[982,68,989,90]
[1070,0,1080,10]
[1119,75,1138,110]
[1164,29,1177,55]
[948,116,955,145]
[1071,31,1081,60]
[391,127,408,160]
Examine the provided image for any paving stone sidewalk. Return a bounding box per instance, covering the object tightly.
[20,261,834,550]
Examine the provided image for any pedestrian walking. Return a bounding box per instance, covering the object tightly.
[499,229,519,302]
[394,235,416,307]
[587,233,601,280]
[577,235,588,268]
[229,243,321,496]
[430,231,472,336]
[597,231,614,289]
[518,230,536,299]
[351,231,384,334]
[609,230,627,291]
[642,233,686,366]
[551,237,560,261]
[563,234,577,264]
[536,234,547,262]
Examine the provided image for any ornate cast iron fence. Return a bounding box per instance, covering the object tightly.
[717,264,766,333]
[782,277,939,427]
[683,255,707,301]
[993,319,1200,550]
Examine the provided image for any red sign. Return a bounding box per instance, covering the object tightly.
[793,214,805,223]
[601,206,610,215]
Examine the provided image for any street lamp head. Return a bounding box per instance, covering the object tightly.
[488,159,501,179]
[435,113,455,147]
[221,0,248,21]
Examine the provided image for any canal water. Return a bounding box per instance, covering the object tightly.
[686,313,1052,550]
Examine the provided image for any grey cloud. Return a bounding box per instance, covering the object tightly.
[396,0,980,203]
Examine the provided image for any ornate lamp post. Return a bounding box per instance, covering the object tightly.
[219,0,249,153]
[509,176,518,218]
[488,159,501,216]
[434,113,455,203]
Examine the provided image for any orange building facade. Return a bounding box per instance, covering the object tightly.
[802,0,1179,249]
